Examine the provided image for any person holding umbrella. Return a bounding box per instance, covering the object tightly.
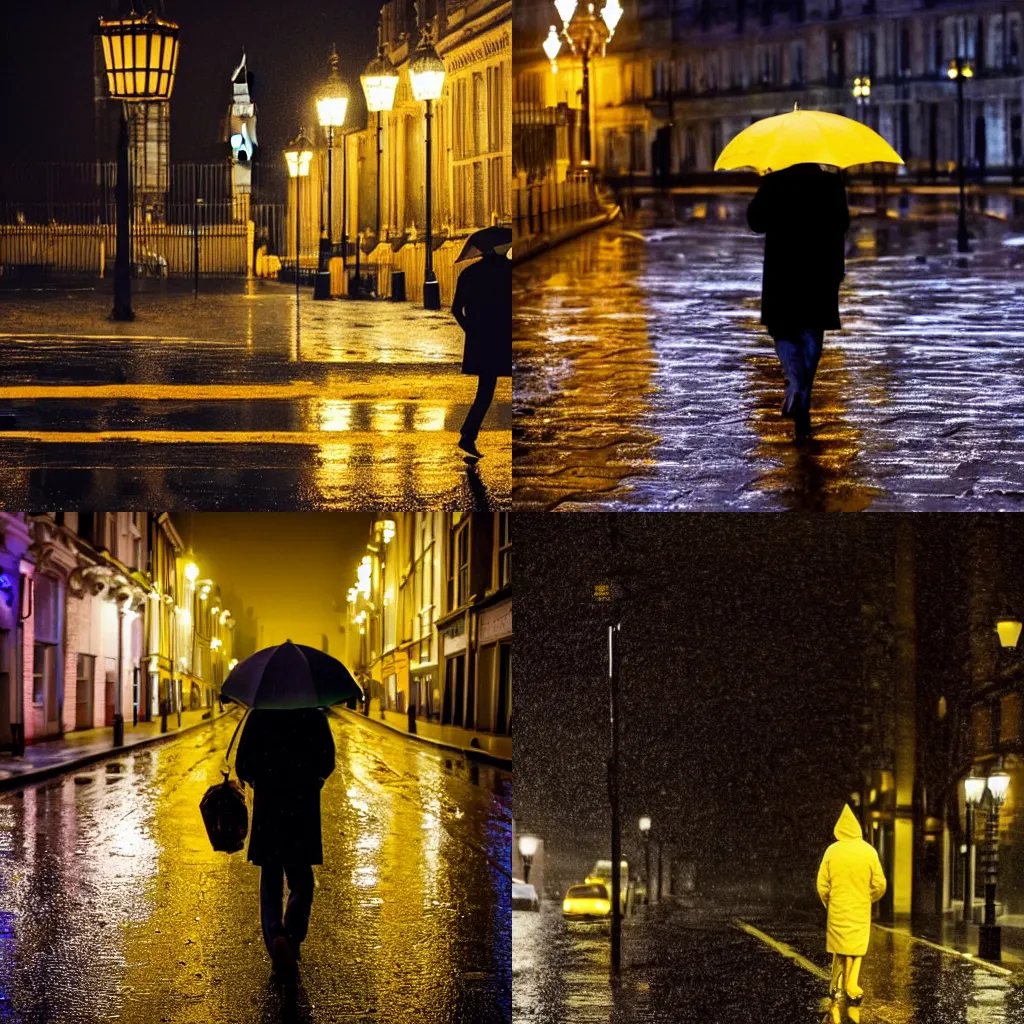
[715,108,904,443]
[225,640,362,973]
[451,226,512,459]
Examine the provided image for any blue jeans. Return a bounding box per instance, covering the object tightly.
[773,330,823,416]
[260,864,314,956]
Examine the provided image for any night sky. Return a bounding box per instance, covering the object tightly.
[515,515,1008,895]
[0,0,382,163]
[185,512,372,658]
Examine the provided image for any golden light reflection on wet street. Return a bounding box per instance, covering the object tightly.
[0,712,510,1023]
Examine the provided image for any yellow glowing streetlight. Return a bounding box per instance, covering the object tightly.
[361,30,399,245]
[315,48,350,299]
[184,561,199,584]
[996,618,1022,648]
[543,26,562,73]
[95,10,181,321]
[284,129,314,307]
[409,30,447,311]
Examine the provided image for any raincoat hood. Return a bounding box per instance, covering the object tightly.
[834,804,862,841]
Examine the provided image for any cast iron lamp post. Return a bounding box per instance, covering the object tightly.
[964,774,986,924]
[518,834,539,885]
[315,49,350,300]
[409,32,447,311]
[284,132,314,308]
[639,815,652,904]
[95,9,180,321]
[555,0,622,166]
[361,32,399,288]
[979,769,1010,961]
[948,57,974,254]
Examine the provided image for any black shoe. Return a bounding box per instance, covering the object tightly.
[271,934,297,973]
[458,436,483,459]
[793,402,812,443]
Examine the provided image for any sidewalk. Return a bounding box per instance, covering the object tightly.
[878,915,1024,969]
[342,703,511,768]
[0,705,236,791]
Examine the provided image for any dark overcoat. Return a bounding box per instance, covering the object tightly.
[235,708,336,867]
[452,253,512,377]
[746,163,850,336]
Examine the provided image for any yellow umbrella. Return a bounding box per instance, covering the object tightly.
[714,108,904,175]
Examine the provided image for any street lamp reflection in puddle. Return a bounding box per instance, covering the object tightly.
[372,403,404,432]
[317,399,354,433]
[413,406,446,432]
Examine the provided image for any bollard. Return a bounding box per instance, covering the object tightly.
[408,703,417,735]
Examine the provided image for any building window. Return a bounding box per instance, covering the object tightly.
[449,518,471,609]
[498,512,511,589]
[487,65,504,153]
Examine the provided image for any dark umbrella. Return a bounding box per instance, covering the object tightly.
[221,641,362,709]
[456,225,512,263]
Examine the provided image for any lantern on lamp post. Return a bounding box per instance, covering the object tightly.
[95,9,180,321]
[977,769,1010,961]
[315,49,350,301]
[409,29,447,311]
[518,834,540,885]
[557,0,622,167]
[963,774,986,924]
[639,816,652,903]
[995,617,1023,649]
[948,57,974,253]
[543,26,562,73]
[284,132,314,309]
[361,29,399,250]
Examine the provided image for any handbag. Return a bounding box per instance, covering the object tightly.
[199,710,250,854]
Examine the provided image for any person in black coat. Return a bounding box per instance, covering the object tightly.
[451,250,512,459]
[747,163,850,442]
[235,707,336,971]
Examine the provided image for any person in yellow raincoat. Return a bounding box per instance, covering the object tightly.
[816,805,886,1022]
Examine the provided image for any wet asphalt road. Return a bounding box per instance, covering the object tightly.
[513,899,1024,1023]
[513,217,1024,511]
[0,284,511,509]
[0,711,511,1024]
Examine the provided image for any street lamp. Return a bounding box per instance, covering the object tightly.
[284,131,314,308]
[543,26,562,73]
[964,774,986,924]
[518,834,539,885]
[361,33,399,252]
[852,76,871,122]
[979,769,1009,961]
[996,618,1023,648]
[409,30,446,311]
[315,48,350,301]
[639,815,652,903]
[948,57,974,253]
[95,10,181,322]
[557,0,620,167]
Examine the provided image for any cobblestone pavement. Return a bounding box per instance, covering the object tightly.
[0,709,511,1024]
[0,283,510,509]
[513,217,1024,510]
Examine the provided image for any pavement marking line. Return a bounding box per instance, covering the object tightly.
[731,918,830,981]
[0,333,195,341]
[0,381,513,401]
[871,924,1014,977]
[0,428,511,444]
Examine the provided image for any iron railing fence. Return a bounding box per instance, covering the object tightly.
[0,161,288,278]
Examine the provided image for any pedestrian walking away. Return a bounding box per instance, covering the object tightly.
[235,707,336,974]
[816,804,887,1024]
[451,234,512,460]
[747,163,850,443]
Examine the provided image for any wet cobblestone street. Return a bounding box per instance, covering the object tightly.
[513,216,1024,510]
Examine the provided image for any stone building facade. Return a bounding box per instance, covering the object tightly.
[515,0,1024,181]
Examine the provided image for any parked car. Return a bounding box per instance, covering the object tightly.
[512,878,540,911]
[562,882,612,921]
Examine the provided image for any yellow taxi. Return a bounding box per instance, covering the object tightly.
[562,882,612,922]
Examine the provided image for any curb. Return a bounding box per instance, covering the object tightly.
[512,206,621,266]
[340,706,511,770]
[0,708,238,794]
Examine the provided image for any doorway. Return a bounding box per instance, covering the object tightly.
[76,653,95,731]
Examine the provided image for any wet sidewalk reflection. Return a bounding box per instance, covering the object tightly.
[513,219,1024,510]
